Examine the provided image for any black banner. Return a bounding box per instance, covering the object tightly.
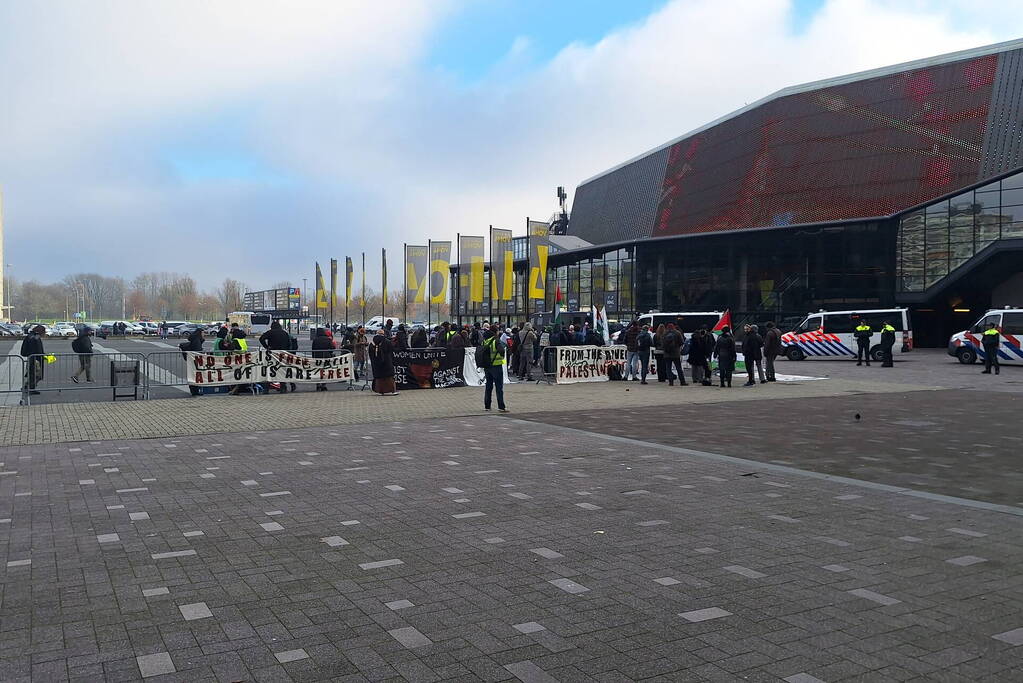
[393,348,466,389]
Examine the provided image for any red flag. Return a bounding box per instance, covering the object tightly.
[712,309,731,332]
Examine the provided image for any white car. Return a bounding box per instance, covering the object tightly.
[949,308,1023,365]
[53,323,77,337]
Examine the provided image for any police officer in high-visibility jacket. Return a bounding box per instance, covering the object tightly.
[853,317,873,366]
[981,322,1001,375]
[481,328,508,412]
[879,321,896,367]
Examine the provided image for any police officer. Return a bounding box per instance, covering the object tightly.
[981,322,1001,375]
[853,316,872,366]
[879,320,896,367]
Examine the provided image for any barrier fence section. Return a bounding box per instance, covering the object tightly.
[0,355,26,406]
[140,351,194,398]
[22,352,148,405]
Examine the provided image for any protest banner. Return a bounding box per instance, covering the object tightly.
[555,345,627,384]
[266,350,353,383]
[187,349,267,386]
[185,349,353,386]
[393,348,466,389]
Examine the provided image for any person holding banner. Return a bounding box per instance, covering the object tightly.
[311,328,336,392]
[369,331,398,396]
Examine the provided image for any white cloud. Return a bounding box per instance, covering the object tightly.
[0,0,1020,290]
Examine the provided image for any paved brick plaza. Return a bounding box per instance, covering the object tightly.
[1,412,1021,681]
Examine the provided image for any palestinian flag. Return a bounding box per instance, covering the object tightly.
[553,284,564,321]
[712,309,731,334]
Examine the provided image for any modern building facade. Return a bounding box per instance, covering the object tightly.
[450,39,1023,345]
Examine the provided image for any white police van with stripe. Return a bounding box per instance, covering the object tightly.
[781,308,912,362]
[948,308,1023,364]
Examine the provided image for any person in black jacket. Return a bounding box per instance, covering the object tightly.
[20,325,46,394]
[70,326,95,384]
[662,323,687,386]
[393,324,409,350]
[763,321,783,380]
[688,327,712,386]
[714,327,737,387]
[636,324,652,384]
[259,321,293,393]
[311,327,336,391]
[410,326,428,349]
[741,324,766,386]
[182,328,205,396]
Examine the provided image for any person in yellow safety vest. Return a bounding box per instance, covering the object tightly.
[227,330,251,395]
[879,321,896,367]
[482,329,508,412]
[440,321,457,345]
[853,317,873,366]
[981,322,1001,375]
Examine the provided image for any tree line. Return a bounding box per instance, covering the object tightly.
[7,273,452,324]
[6,273,249,322]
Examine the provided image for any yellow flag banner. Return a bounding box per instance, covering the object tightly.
[315,262,328,310]
[330,258,338,308]
[429,241,451,305]
[527,220,550,301]
[458,235,485,304]
[490,227,513,301]
[405,245,428,304]
[345,257,353,305]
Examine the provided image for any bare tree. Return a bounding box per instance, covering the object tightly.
[216,278,246,317]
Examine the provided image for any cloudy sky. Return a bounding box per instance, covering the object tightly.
[1,0,1021,290]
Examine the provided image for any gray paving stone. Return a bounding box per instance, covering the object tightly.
[548,578,589,594]
[723,565,767,579]
[784,674,826,683]
[848,589,901,606]
[992,627,1023,646]
[946,555,987,566]
[385,599,414,610]
[96,533,120,543]
[452,511,486,519]
[513,622,547,634]
[274,648,309,663]
[504,660,558,683]
[179,601,214,620]
[136,652,175,678]
[260,522,284,531]
[654,577,681,586]
[359,559,404,570]
[320,535,349,547]
[530,547,564,560]
[680,607,732,622]
[388,626,432,649]
[141,587,169,597]
[822,564,850,573]
[151,550,196,559]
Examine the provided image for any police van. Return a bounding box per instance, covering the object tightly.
[781,308,912,362]
[611,311,724,342]
[948,307,1023,364]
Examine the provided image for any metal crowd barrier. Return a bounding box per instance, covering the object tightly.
[538,346,558,385]
[140,350,194,398]
[0,355,27,406]
[22,352,148,405]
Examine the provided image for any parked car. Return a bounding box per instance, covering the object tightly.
[53,323,78,337]
[174,323,205,337]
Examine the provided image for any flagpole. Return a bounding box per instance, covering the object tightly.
[403,243,407,325]
[427,240,432,330]
[361,252,366,325]
[381,248,385,322]
[344,257,349,329]
[455,233,460,327]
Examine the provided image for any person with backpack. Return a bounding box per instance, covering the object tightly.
[70,326,95,384]
[20,325,46,395]
[477,328,508,412]
[662,323,687,386]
